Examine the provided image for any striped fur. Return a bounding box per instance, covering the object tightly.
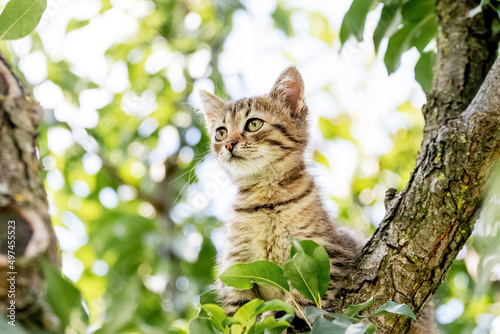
[200,67,436,333]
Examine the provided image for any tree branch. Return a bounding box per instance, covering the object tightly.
[424,0,498,131]
[326,1,500,332]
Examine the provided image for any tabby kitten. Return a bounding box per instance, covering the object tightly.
[199,66,435,333]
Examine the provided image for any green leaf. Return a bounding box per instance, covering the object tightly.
[168,328,188,334]
[310,317,351,334]
[332,318,355,330]
[222,317,241,327]
[200,290,220,306]
[340,0,375,44]
[383,13,434,74]
[42,261,89,330]
[373,0,402,52]
[0,0,47,40]
[366,323,377,334]
[219,261,290,292]
[251,315,292,334]
[415,51,436,93]
[384,23,415,74]
[410,17,437,53]
[305,306,331,320]
[368,301,417,320]
[234,299,263,322]
[254,299,294,317]
[189,318,221,334]
[313,320,375,334]
[284,252,322,306]
[232,299,264,334]
[401,0,435,22]
[199,290,222,317]
[305,306,360,323]
[290,239,330,299]
[345,297,374,317]
[284,239,330,306]
[200,304,228,331]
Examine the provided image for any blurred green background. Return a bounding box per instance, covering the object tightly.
[1,0,500,333]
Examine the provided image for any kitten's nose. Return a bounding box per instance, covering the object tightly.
[225,140,238,152]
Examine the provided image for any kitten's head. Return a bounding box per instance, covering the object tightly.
[199,66,309,181]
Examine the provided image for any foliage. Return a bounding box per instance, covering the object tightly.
[193,239,415,333]
[340,0,500,92]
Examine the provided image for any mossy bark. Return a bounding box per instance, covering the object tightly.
[0,55,60,331]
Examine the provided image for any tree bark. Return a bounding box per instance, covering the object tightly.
[328,1,500,333]
[0,55,60,330]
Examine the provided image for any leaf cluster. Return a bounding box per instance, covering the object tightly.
[191,239,416,334]
[340,0,500,93]
[340,0,437,92]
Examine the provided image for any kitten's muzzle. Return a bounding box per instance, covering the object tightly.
[225,140,238,152]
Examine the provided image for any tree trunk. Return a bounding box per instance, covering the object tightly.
[0,55,60,331]
[328,1,500,333]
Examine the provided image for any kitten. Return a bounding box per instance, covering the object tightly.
[199,66,435,333]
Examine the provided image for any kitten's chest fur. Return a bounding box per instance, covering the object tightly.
[222,177,321,268]
[229,202,293,266]
[221,175,344,302]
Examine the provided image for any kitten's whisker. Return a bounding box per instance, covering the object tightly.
[278,150,307,180]
[263,157,278,183]
[175,158,220,206]
[172,154,218,205]
[259,155,279,184]
[191,148,212,159]
[173,165,199,205]
[263,154,290,183]
[168,158,206,185]
[266,149,306,183]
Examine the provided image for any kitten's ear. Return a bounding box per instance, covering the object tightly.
[199,90,226,127]
[269,66,305,117]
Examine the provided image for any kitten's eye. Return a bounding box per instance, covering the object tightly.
[215,127,227,142]
[246,119,264,132]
